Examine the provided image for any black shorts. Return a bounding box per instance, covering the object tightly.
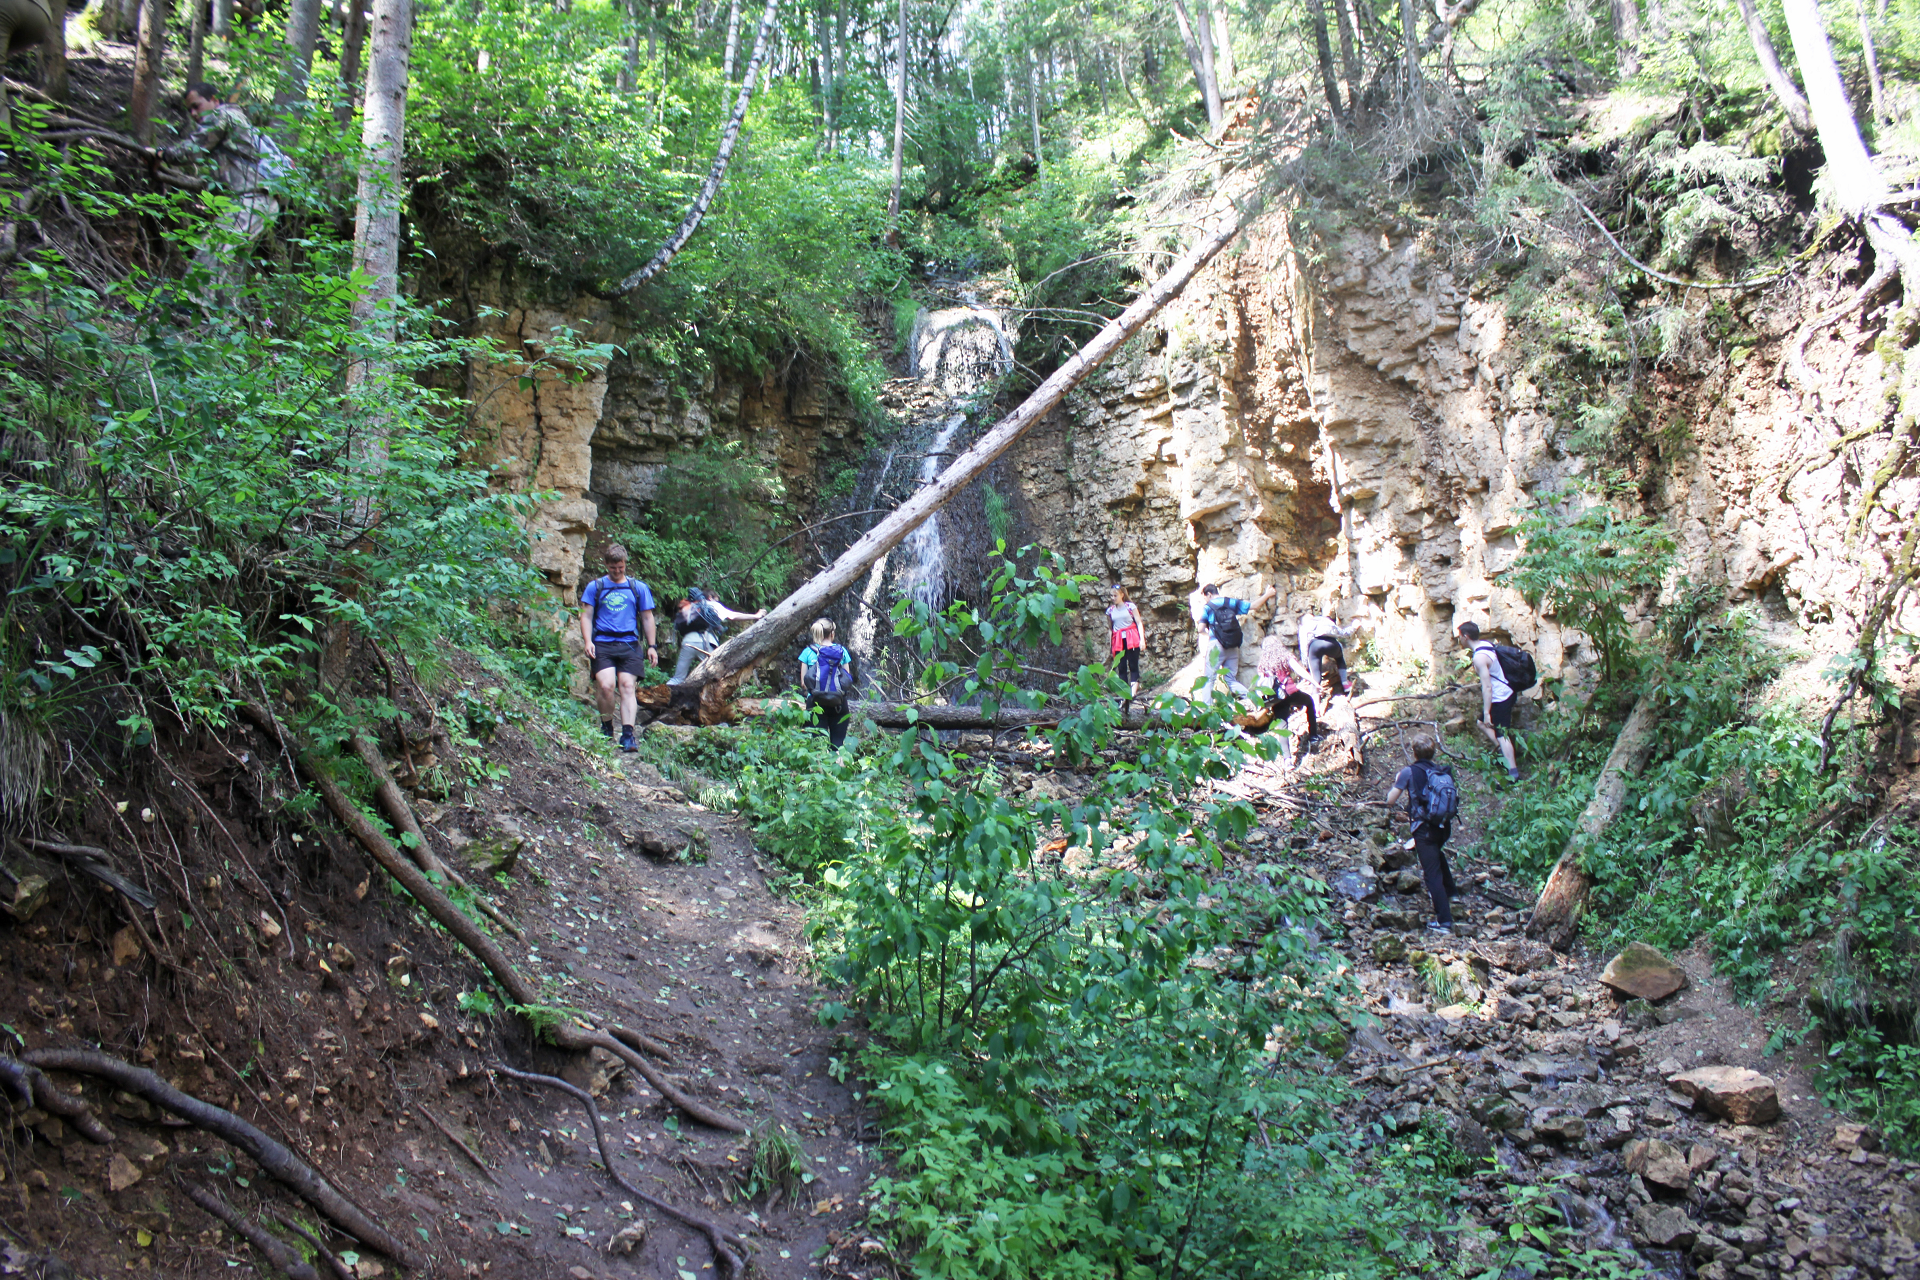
[1489,693,1516,733]
[591,641,644,679]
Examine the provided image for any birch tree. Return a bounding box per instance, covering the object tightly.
[274,0,325,107]
[346,0,414,484]
[127,0,168,143]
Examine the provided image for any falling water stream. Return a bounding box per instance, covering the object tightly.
[845,292,1014,676]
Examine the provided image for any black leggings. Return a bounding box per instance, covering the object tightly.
[809,698,851,750]
[1271,690,1317,736]
[1114,646,1140,686]
[1306,637,1348,689]
[1416,831,1458,926]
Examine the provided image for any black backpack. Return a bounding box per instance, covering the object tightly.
[1409,762,1459,830]
[1206,601,1244,649]
[674,602,708,638]
[1488,643,1538,693]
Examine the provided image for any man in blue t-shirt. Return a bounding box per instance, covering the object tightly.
[578,544,658,752]
[1198,581,1275,697]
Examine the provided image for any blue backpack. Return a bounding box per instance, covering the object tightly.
[1410,762,1459,829]
[814,645,849,695]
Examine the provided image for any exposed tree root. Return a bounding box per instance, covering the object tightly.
[239,702,744,1134]
[348,729,524,939]
[415,1103,499,1185]
[272,1215,358,1280]
[491,1063,749,1278]
[0,1055,114,1143]
[181,1181,321,1280]
[18,1048,420,1269]
[15,836,157,910]
[609,1024,676,1063]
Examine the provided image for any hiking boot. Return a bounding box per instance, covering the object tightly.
[601,720,615,741]
[1424,921,1453,936]
[619,726,637,753]
[1507,766,1522,783]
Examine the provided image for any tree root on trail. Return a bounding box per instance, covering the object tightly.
[240,702,743,1134]
[181,1181,321,1280]
[491,1063,749,1279]
[414,1103,499,1185]
[0,1055,115,1143]
[272,1215,357,1280]
[609,1024,676,1063]
[19,1048,420,1269]
[348,729,524,939]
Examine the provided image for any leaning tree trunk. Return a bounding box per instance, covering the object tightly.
[886,0,906,230]
[608,0,778,294]
[665,208,1252,724]
[345,0,413,498]
[1306,0,1343,118]
[1734,0,1813,134]
[1528,693,1661,949]
[42,0,70,101]
[1780,0,1885,216]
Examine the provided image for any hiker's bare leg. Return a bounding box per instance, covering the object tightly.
[616,672,638,728]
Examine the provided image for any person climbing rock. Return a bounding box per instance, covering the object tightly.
[1106,584,1145,698]
[797,617,857,750]
[159,84,291,297]
[1385,734,1461,935]
[579,545,657,752]
[1255,633,1319,746]
[669,587,763,684]
[1298,612,1357,697]
[1458,620,1523,782]
[1198,582,1275,697]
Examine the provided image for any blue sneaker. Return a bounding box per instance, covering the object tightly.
[619,726,637,753]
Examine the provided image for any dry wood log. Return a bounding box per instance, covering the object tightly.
[1527,693,1662,949]
[240,704,742,1133]
[491,1063,748,1278]
[16,836,157,909]
[657,207,1253,725]
[20,1048,419,1269]
[182,1182,321,1280]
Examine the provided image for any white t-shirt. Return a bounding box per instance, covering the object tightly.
[1475,643,1514,702]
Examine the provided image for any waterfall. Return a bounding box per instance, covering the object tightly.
[841,290,1014,693]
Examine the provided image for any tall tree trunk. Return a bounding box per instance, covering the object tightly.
[721,0,741,80]
[185,0,206,86]
[1307,0,1343,118]
[1027,48,1044,173]
[335,0,369,125]
[42,0,70,101]
[609,0,779,294]
[346,0,414,482]
[212,0,231,37]
[275,0,325,108]
[1169,0,1219,125]
[1853,0,1886,125]
[1207,0,1234,96]
[1611,0,1641,76]
[128,0,169,144]
[1528,695,1661,949]
[1334,0,1362,110]
[1644,0,1666,38]
[671,208,1251,722]
[887,0,906,229]
[1398,0,1424,126]
[1734,0,1813,134]
[1781,0,1885,213]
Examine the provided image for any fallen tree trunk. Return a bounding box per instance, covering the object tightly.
[1527,693,1662,949]
[657,207,1254,725]
[846,700,1155,731]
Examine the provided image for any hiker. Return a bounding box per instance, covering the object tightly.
[1106,585,1145,698]
[669,587,764,684]
[1385,733,1461,935]
[1298,612,1356,697]
[1458,620,1529,782]
[578,544,657,753]
[1198,582,1275,697]
[798,618,857,750]
[159,84,290,296]
[1255,634,1319,743]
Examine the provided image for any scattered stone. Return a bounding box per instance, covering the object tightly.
[1625,1138,1692,1192]
[1329,868,1377,902]
[468,829,525,876]
[1469,1097,1525,1131]
[727,922,784,968]
[1688,1144,1718,1175]
[110,926,142,967]
[256,912,282,942]
[1617,998,1659,1030]
[107,1153,143,1192]
[1435,1004,1475,1021]
[1599,942,1687,1002]
[1391,869,1425,894]
[1595,1107,1637,1149]
[1374,907,1420,931]
[1454,1116,1495,1159]
[1350,1025,1398,1058]
[1384,1102,1423,1132]
[1372,935,1408,963]
[1668,1066,1781,1126]
[627,817,710,864]
[1535,1114,1588,1144]
[1832,1122,1879,1153]
[1631,1203,1700,1249]
[327,942,356,972]
[1492,996,1531,1025]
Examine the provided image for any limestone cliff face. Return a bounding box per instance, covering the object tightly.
[1001,216,1917,691]
[437,257,865,604]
